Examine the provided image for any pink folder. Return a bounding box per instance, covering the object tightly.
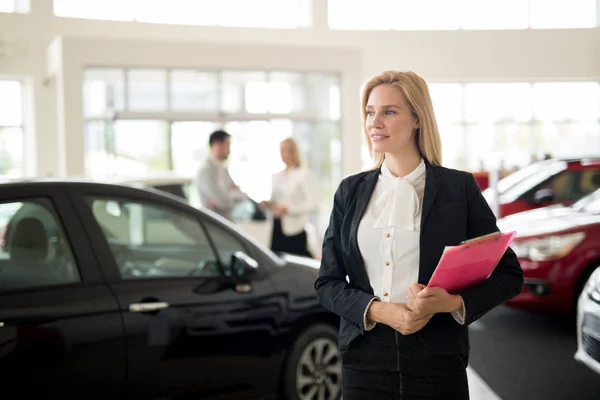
[427,231,517,293]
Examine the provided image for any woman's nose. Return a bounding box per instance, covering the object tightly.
[371,113,384,128]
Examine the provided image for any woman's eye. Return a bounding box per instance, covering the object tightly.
[385,110,396,115]
[366,111,375,116]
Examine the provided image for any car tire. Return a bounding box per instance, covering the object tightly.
[282,324,342,400]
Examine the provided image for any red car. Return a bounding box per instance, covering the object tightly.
[499,188,600,313]
[483,158,600,218]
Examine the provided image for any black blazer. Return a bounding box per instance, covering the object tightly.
[315,161,523,356]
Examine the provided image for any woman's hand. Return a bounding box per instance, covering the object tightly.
[406,283,463,317]
[388,303,433,335]
[368,301,432,335]
[273,206,288,216]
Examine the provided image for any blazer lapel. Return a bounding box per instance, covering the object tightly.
[420,162,443,231]
[419,162,444,283]
[349,168,380,288]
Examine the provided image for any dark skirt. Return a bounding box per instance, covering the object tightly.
[270,217,313,258]
[342,324,470,400]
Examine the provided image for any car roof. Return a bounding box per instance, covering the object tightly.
[0,173,194,187]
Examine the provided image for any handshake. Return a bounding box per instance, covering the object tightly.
[366,284,463,335]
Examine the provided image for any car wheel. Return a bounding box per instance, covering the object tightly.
[282,324,342,400]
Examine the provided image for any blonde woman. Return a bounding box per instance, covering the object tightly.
[315,71,523,399]
[263,138,318,258]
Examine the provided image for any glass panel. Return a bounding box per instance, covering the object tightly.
[114,120,170,174]
[0,0,14,13]
[291,120,341,234]
[134,0,219,26]
[127,69,167,111]
[171,121,217,174]
[54,0,136,21]
[220,71,267,114]
[461,0,528,30]
[88,198,222,279]
[328,0,395,30]
[533,83,600,121]
[0,80,22,126]
[305,73,341,120]
[269,72,306,113]
[392,0,462,30]
[0,198,80,292]
[83,69,125,117]
[438,122,466,170]
[465,83,532,122]
[0,128,23,177]
[464,123,533,172]
[84,121,112,177]
[170,70,218,111]
[225,120,289,201]
[218,0,310,28]
[534,122,600,160]
[530,0,597,29]
[429,84,463,123]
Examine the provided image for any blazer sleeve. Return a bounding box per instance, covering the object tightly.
[457,173,524,325]
[314,179,378,333]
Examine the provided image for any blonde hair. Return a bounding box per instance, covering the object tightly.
[281,137,302,168]
[361,70,442,168]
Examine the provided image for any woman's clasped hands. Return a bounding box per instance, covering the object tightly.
[367,284,463,335]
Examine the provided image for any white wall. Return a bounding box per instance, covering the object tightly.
[0,0,599,177]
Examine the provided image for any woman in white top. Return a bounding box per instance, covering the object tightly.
[315,71,523,399]
[263,138,318,258]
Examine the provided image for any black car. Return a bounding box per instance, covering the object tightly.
[0,180,340,399]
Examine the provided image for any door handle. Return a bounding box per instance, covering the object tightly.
[235,283,252,293]
[129,302,170,313]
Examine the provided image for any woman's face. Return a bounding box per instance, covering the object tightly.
[365,84,419,156]
[280,142,294,166]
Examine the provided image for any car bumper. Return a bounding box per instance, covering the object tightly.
[504,258,576,312]
[575,291,600,376]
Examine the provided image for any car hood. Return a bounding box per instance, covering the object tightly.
[498,206,600,237]
[280,253,321,270]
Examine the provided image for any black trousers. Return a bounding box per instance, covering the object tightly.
[342,324,470,400]
[270,217,312,258]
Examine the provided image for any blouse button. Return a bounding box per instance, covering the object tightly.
[385,233,391,238]
[385,262,390,266]
[384,292,389,297]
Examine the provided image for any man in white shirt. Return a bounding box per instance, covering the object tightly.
[195,130,246,220]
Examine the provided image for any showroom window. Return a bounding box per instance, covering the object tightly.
[53,0,312,28]
[0,0,29,13]
[82,68,341,232]
[426,81,600,172]
[328,0,598,30]
[0,80,24,178]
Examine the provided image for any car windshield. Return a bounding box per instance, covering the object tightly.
[573,188,600,213]
[496,159,562,194]
[499,160,568,203]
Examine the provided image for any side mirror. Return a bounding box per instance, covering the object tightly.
[230,251,259,277]
[533,188,554,204]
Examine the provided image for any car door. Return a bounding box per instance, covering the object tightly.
[71,189,284,400]
[0,188,126,399]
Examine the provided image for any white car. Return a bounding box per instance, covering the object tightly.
[575,266,600,375]
[111,174,322,259]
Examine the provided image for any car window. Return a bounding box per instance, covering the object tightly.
[578,168,600,196]
[500,161,568,202]
[202,219,249,270]
[88,197,223,280]
[0,199,80,292]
